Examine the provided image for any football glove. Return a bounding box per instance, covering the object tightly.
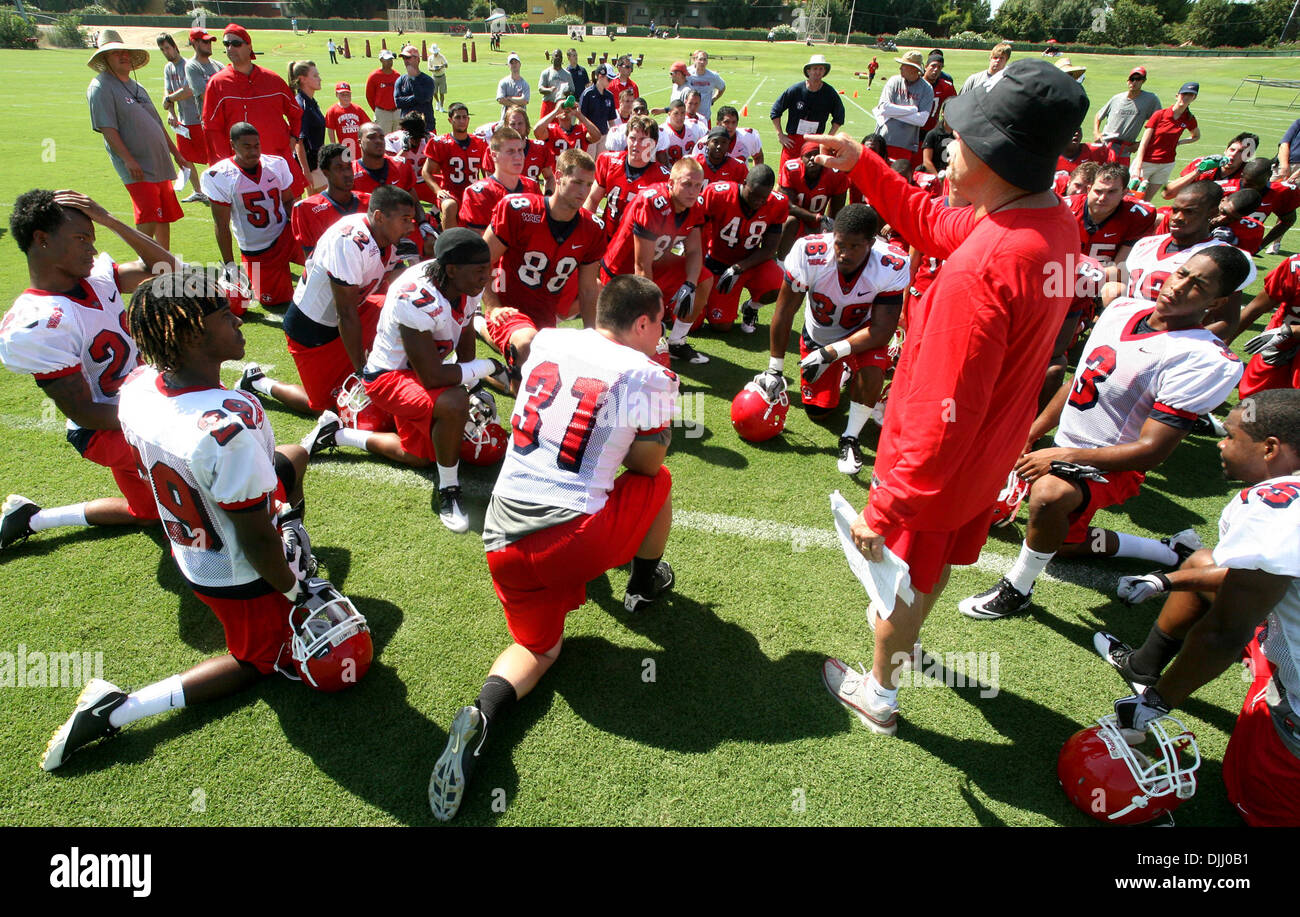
[671,281,697,320]
[752,368,787,402]
[395,236,420,262]
[716,266,741,295]
[1048,460,1109,483]
[487,358,512,390]
[1115,687,1172,739]
[799,342,848,385]
[1196,154,1228,173]
[1117,571,1172,605]
[418,220,439,240]
[218,262,252,299]
[1243,324,1295,366]
[282,523,316,583]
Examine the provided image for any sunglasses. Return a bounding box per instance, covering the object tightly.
[1129,75,1145,81]
[223,39,245,48]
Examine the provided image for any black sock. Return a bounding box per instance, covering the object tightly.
[627,554,662,595]
[1129,625,1183,678]
[475,675,517,730]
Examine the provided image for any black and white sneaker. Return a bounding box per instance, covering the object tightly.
[237,362,265,395]
[436,486,469,533]
[429,705,487,822]
[41,679,127,771]
[623,560,674,613]
[740,303,759,334]
[1092,631,1158,696]
[1,494,40,551]
[302,410,341,456]
[1160,528,1203,565]
[958,577,1032,620]
[837,435,863,474]
[668,340,710,364]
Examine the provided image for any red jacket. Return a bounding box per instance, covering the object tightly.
[202,64,303,162]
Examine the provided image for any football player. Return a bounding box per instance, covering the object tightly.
[0,189,177,550]
[291,143,372,260]
[694,126,749,188]
[533,96,601,158]
[777,141,850,259]
[601,157,709,364]
[41,270,370,771]
[481,106,555,192]
[716,105,763,166]
[598,89,639,153]
[422,102,489,231]
[1161,131,1260,199]
[1066,163,1155,265]
[386,113,437,206]
[655,99,705,168]
[457,127,541,235]
[478,148,605,375]
[428,274,678,822]
[696,165,787,333]
[203,122,298,315]
[1096,388,1300,825]
[351,122,418,197]
[584,115,670,239]
[754,204,907,473]
[1237,254,1300,396]
[960,246,1250,620]
[1207,188,1266,256]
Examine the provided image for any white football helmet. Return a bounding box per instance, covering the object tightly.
[288,579,373,692]
[335,374,372,429]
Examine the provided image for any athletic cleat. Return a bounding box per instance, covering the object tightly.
[41,679,127,771]
[436,486,469,533]
[739,302,759,334]
[302,410,341,456]
[668,340,710,364]
[1161,528,1203,565]
[1191,413,1227,437]
[237,362,265,395]
[623,560,674,612]
[1266,240,1282,256]
[1,494,40,551]
[959,577,1032,620]
[1092,631,1158,696]
[181,191,209,204]
[837,435,863,474]
[821,657,897,735]
[429,704,487,821]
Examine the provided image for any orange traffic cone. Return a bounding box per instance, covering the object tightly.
[462,42,468,62]
[365,39,371,57]
[421,40,427,61]
[471,41,477,62]
[381,38,387,50]
[853,90,858,98]
[343,38,351,59]
[742,105,748,117]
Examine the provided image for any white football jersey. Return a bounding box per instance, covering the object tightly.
[1123,233,1257,302]
[494,327,679,515]
[1214,474,1300,717]
[118,366,279,591]
[730,127,762,163]
[365,261,481,374]
[1055,297,1243,450]
[656,120,705,158]
[202,155,294,253]
[604,122,630,153]
[291,212,394,328]
[783,234,910,347]
[0,253,135,429]
[473,120,501,143]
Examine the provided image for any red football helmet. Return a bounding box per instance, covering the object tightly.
[990,468,1030,528]
[335,374,372,429]
[288,580,374,692]
[732,382,789,442]
[1058,714,1200,825]
[462,388,507,465]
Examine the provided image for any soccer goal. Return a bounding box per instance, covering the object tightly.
[388,0,426,33]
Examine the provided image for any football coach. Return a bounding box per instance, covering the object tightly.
[810,60,1089,734]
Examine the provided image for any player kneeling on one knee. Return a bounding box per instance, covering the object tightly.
[428,273,678,822]
[41,269,371,772]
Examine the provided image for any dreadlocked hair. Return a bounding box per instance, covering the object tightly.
[128,268,222,372]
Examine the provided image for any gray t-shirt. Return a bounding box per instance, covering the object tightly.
[497,74,531,115]
[959,68,996,95]
[686,68,725,120]
[184,56,221,120]
[879,74,934,154]
[538,66,574,103]
[1097,90,1162,144]
[163,59,201,126]
[87,72,175,184]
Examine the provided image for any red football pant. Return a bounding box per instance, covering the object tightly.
[196,588,294,675]
[81,429,161,520]
[363,368,450,462]
[1222,633,1300,826]
[798,335,891,410]
[285,295,384,417]
[1062,469,1145,544]
[701,259,783,327]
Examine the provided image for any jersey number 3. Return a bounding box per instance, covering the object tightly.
[512,360,610,472]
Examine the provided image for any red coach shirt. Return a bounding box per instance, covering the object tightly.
[366,68,399,112]
[847,152,1079,534]
[1067,193,1156,263]
[1143,107,1197,164]
[291,190,371,256]
[603,183,704,276]
[202,64,302,164]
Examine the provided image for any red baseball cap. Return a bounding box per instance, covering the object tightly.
[1128,66,1147,79]
[189,27,215,42]
[335,82,351,91]
[223,23,256,58]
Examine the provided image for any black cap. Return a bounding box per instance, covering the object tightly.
[942,58,1088,193]
[434,227,491,265]
[927,49,944,63]
[1178,81,1199,95]
[705,126,728,142]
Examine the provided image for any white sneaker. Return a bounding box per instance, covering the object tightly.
[1161,528,1203,565]
[821,657,897,735]
[1266,240,1282,255]
[436,486,470,533]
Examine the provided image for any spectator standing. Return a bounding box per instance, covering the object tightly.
[327,38,337,65]
[497,52,531,118]
[875,51,934,167]
[770,54,845,168]
[156,32,206,203]
[395,44,436,135]
[607,57,640,107]
[566,47,589,98]
[1093,66,1162,167]
[1280,116,1300,178]
[580,63,618,155]
[429,44,450,114]
[289,61,326,191]
[919,50,956,139]
[367,49,401,134]
[959,42,1011,94]
[325,82,370,162]
[538,49,575,120]
[1132,81,1200,200]
[86,30,187,248]
[686,50,725,124]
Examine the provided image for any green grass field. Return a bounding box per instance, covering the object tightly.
[0,31,1296,827]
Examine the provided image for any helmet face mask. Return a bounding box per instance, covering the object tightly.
[336,374,372,428]
[462,389,507,465]
[288,581,374,692]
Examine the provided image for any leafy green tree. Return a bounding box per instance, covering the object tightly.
[1100,0,1168,45]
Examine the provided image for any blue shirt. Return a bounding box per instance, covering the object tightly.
[394,72,436,131]
[579,84,615,136]
[1283,118,1300,163]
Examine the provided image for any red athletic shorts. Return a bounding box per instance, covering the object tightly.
[126,180,184,226]
[885,144,922,168]
[879,505,996,595]
[487,466,672,653]
[798,334,891,410]
[540,100,558,119]
[286,295,383,415]
[1222,634,1300,826]
[79,429,160,520]
[196,588,294,675]
[701,259,783,328]
[241,225,298,309]
[603,257,701,322]
[175,123,210,166]
[363,368,450,462]
[485,306,550,359]
[1062,468,1145,545]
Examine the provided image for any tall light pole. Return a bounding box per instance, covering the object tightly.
[845,0,858,44]
[1283,0,1300,43]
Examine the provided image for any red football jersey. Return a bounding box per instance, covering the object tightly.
[779,159,850,216]
[1067,193,1156,263]
[460,174,541,231]
[920,76,956,135]
[1181,156,1246,193]
[423,133,489,202]
[694,152,748,188]
[604,183,705,276]
[1212,215,1266,255]
[483,138,555,185]
[1056,143,1106,175]
[593,151,672,237]
[1254,181,1300,224]
[324,102,369,162]
[351,155,416,195]
[489,193,605,324]
[1264,254,1300,315]
[291,190,372,256]
[699,181,789,267]
[544,120,592,158]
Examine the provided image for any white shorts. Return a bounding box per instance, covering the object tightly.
[1138,160,1175,190]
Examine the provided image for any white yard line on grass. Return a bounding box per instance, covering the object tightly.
[739,77,768,116]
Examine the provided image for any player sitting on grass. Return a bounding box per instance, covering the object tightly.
[41,270,370,771]
[960,246,1250,620]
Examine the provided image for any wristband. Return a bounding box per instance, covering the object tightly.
[283,580,304,603]
[768,356,785,373]
[458,358,496,385]
[827,339,852,361]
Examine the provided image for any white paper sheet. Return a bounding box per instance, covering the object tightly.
[830,490,914,618]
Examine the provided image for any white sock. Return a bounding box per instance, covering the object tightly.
[109,674,185,728]
[667,320,691,345]
[437,463,459,490]
[29,504,89,532]
[844,401,871,439]
[249,375,275,397]
[1006,542,1055,595]
[866,672,898,706]
[1114,532,1177,565]
[334,427,371,451]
